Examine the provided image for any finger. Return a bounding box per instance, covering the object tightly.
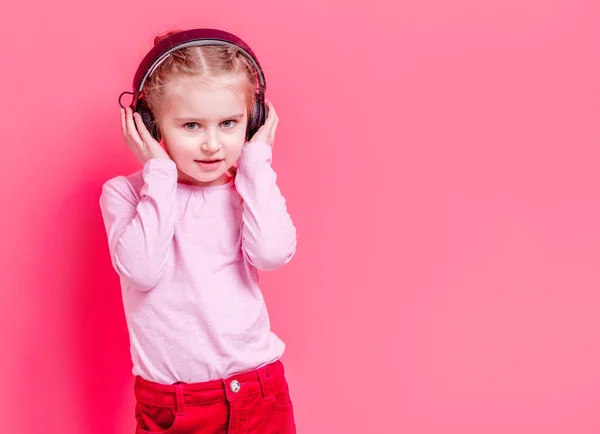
[122,108,139,149]
[120,108,126,136]
[269,112,278,135]
[266,99,276,117]
[134,113,167,158]
[125,108,144,146]
[266,103,277,127]
[124,107,135,136]
[133,112,155,145]
[122,110,135,150]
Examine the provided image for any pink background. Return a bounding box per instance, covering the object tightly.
[1,0,599,432]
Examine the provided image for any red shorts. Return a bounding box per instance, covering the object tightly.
[133,360,296,433]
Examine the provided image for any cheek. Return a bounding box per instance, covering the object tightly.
[225,140,245,161]
[163,131,196,157]
[229,149,243,163]
[222,128,246,158]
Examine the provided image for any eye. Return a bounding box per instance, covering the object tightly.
[184,122,199,130]
[221,120,237,128]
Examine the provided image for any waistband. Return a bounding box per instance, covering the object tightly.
[134,360,285,408]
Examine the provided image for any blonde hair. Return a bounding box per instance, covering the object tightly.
[142,30,259,132]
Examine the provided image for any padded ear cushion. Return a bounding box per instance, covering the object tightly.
[246,91,268,141]
[136,98,161,142]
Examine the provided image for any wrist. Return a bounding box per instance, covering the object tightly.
[236,141,272,178]
[143,157,177,172]
[242,139,271,155]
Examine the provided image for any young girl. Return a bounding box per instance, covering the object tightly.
[99,29,297,433]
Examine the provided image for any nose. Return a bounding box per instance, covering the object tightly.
[201,129,221,153]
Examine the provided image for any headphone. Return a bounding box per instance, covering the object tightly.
[118,28,268,142]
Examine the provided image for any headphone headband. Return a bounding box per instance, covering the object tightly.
[136,29,266,92]
[119,28,266,109]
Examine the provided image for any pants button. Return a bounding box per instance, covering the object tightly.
[230,380,241,393]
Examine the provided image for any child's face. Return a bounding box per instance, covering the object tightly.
[157,76,249,186]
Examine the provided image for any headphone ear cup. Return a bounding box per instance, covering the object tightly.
[246,92,267,141]
[136,98,161,142]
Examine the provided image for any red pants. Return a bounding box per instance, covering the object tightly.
[133,360,296,433]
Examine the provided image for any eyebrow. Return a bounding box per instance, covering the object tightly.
[174,114,245,122]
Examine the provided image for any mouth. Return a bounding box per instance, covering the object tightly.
[195,159,224,164]
[195,159,224,171]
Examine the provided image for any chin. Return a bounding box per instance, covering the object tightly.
[181,166,230,186]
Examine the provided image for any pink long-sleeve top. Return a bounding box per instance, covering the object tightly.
[99,140,297,384]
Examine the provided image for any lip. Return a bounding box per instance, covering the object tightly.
[195,159,224,171]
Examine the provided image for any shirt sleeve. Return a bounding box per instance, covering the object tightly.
[99,158,179,291]
[234,140,297,271]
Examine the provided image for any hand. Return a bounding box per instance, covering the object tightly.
[249,100,278,148]
[121,106,171,164]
